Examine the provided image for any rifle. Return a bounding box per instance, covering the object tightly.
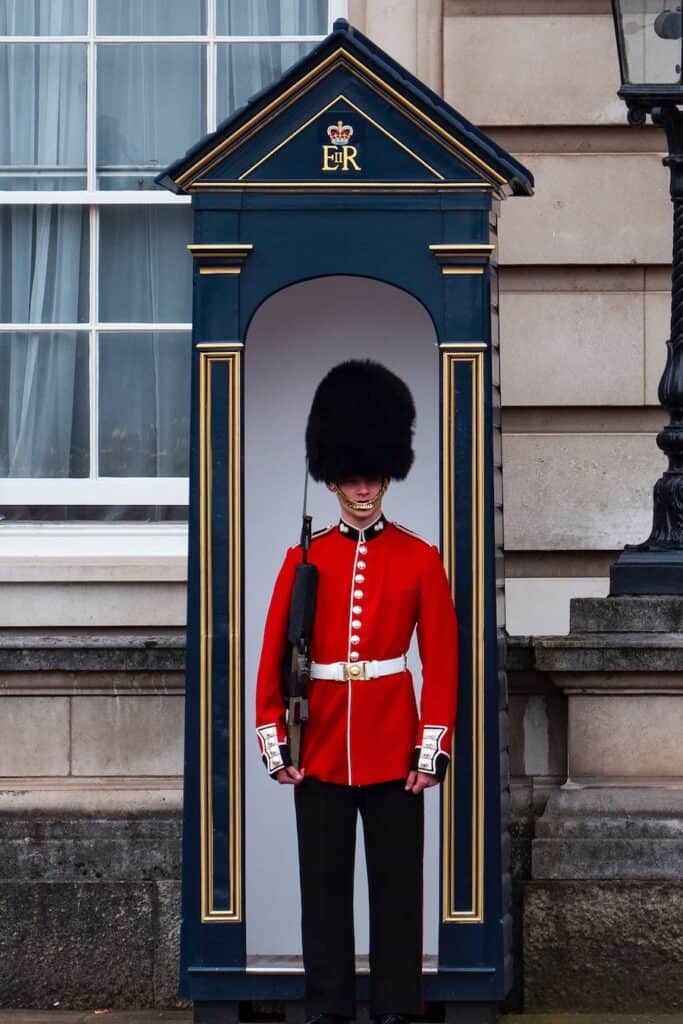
[284,470,319,768]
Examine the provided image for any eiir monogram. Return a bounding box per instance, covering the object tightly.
[322,120,361,173]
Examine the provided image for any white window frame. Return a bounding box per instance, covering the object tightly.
[0,0,347,547]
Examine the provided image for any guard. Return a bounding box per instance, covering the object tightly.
[255,360,459,1024]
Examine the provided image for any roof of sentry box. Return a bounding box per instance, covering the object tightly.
[156,19,533,197]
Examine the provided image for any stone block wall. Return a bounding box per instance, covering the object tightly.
[0,635,186,1009]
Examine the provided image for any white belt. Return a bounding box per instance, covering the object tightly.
[311,654,408,682]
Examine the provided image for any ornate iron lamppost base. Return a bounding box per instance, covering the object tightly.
[609,103,683,595]
[610,547,683,595]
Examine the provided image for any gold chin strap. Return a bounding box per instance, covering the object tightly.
[335,480,389,512]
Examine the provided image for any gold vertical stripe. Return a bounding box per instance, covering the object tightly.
[199,351,208,920]
[441,354,455,922]
[200,347,243,923]
[440,349,485,924]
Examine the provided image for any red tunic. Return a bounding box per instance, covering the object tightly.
[255,515,459,786]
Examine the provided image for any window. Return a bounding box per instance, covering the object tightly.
[0,0,346,526]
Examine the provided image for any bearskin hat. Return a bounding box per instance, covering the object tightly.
[305,360,415,483]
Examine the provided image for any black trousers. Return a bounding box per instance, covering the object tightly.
[294,777,424,1019]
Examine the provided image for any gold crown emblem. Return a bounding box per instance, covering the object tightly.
[327,120,353,146]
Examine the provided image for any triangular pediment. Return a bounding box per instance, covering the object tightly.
[158,21,533,197]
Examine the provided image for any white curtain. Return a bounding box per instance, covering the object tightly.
[0,0,324,484]
[217,1,326,118]
[0,0,88,479]
[0,203,88,477]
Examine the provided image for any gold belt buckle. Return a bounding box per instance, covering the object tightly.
[344,661,368,681]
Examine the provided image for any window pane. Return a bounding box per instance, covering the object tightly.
[99,332,190,477]
[217,42,316,119]
[99,206,191,323]
[97,0,205,36]
[0,0,87,35]
[0,44,87,190]
[0,206,88,323]
[217,0,327,35]
[97,44,205,190]
[0,332,89,478]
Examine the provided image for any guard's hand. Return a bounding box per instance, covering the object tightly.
[276,765,305,785]
[405,769,439,794]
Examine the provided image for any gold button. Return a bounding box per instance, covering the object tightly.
[359,545,368,554]
[357,560,366,569]
[352,619,362,629]
[350,664,362,677]
[354,589,364,599]
[349,652,360,661]
[354,573,365,583]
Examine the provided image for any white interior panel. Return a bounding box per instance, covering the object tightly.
[245,275,439,959]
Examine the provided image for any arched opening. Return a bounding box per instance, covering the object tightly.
[244,275,440,964]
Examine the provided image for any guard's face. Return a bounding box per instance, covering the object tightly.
[329,476,384,502]
[326,476,387,526]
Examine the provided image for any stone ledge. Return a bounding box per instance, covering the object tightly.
[505,636,535,673]
[571,595,683,633]
[0,779,183,816]
[534,633,683,673]
[0,816,181,882]
[533,837,683,880]
[0,631,185,672]
[0,558,187,583]
[532,787,683,880]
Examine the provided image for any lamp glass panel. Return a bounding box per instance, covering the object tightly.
[614,0,683,84]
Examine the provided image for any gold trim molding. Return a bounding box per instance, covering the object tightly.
[199,346,243,923]
[430,243,495,275]
[441,348,485,925]
[189,243,254,275]
[190,181,491,192]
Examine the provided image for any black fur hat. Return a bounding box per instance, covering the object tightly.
[305,360,415,483]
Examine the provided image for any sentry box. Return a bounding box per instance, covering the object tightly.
[158,19,533,1024]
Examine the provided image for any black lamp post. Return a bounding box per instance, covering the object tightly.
[610,1,683,594]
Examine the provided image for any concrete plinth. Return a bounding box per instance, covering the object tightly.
[526,595,683,1012]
